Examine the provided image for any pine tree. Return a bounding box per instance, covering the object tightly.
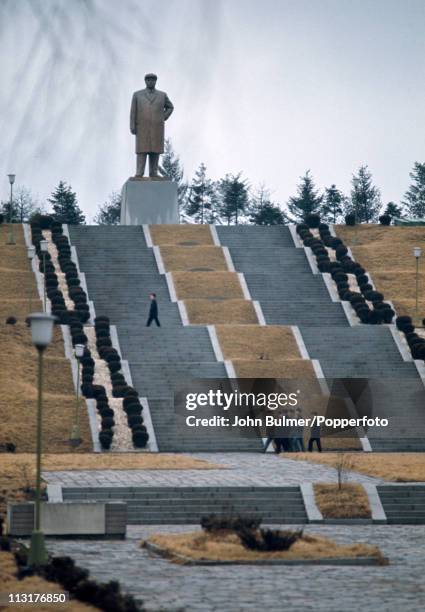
[384,201,404,219]
[159,139,188,214]
[48,181,85,224]
[186,163,218,224]
[402,162,425,218]
[321,184,344,224]
[94,191,121,225]
[287,170,323,222]
[218,173,249,225]
[349,165,381,223]
[249,185,285,225]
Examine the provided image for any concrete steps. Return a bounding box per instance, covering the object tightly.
[378,486,425,523]
[61,486,308,524]
[68,225,263,452]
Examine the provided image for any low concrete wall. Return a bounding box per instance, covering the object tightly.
[7,502,127,538]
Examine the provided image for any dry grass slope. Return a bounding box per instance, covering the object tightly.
[172,271,244,300]
[0,225,92,452]
[185,299,258,324]
[160,246,228,271]
[335,225,425,320]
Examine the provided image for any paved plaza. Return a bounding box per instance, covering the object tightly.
[45,524,425,612]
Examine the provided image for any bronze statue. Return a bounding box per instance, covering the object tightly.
[130,73,174,178]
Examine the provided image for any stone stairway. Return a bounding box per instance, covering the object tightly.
[378,485,425,524]
[68,225,262,452]
[61,485,308,524]
[216,225,425,451]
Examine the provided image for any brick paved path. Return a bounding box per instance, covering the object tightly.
[43,453,381,488]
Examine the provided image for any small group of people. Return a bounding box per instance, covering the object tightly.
[263,409,322,453]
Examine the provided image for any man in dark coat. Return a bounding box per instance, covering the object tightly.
[146,293,160,327]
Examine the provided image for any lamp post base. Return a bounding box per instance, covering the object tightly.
[69,425,81,448]
[28,530,48,567]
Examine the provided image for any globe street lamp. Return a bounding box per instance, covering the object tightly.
[27,246,36,312]
[6,174,16,245]
[27,312,57,568]
[414,247,422,326]
[70,343,85,447]
[39,240,49,312]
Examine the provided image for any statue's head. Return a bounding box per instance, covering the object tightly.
[145,73,157,90]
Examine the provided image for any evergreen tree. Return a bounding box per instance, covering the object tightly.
[186,163,218,224]
[94,191,121,225]
[249,185,285,225]
[321,184,345,224]
[48,181,85,224]
[402,162,425,218]
[349,165,381,223]
[287,170,323,222]
[218,173,249,225]
[159,138,188,214]
[384,201,404,219]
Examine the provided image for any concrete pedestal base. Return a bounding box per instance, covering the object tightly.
[121,178,178,225]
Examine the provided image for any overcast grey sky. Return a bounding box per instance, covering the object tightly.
[0,0,424,220]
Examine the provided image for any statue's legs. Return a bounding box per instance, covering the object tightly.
[136,153,148,176]
[148,153,160,177]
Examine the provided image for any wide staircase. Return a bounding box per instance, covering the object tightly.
[217,225,425,451]
[61,485,308,525]
[377,485,425,524]
[68,225,262,452]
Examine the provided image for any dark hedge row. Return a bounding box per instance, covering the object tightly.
[94,316,149,450]
[297,215,395,325]
[396,315,425,361]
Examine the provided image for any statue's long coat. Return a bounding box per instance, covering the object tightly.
[130,88,174,153]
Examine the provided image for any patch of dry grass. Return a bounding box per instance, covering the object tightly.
[216,325,301,360]
[149,224,214,245]
[314,483,371,518]
[172,272,244,300]
[232,359,316,378]
[144,530,385,563]
[290,452,425,481]
[185,299,258,324]
[0,551,97,611]
[160,246,227,271]
[335,224,425,320]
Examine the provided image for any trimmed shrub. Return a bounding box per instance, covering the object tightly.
[363,290,384,302]
[99,432,113,450]
[345,213,356,226]
[128,415,143,428]
[101,417,115,429]
[132,430,149,448]
[335,244,348,259]
[99,407,114,419]
[305,213,321,228]
[379,214,391,226]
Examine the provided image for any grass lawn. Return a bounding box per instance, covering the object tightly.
[172,271,244,300]
[160,246,228,271]
[185,299,258,324]
[149,224,214,245]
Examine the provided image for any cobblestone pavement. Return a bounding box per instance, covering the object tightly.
[44,524,425,612]
[43,453,382,487]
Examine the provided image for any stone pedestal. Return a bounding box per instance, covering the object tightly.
[120,178,178,225]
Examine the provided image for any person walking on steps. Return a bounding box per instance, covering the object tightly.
[146,293,161,327]
[308,411,322,452]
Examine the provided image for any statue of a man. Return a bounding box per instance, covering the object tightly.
[130,73,174,178]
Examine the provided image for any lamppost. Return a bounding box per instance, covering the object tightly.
[27,312,57,568]
[352,177,360,246]
[414,247,422,326]
[6,174,16,245]
[39,240,49,312]
[70,343,85,447]
[27,246,36,312]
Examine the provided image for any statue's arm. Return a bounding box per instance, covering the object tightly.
[130,93,137,134]
[164,94,174,121]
